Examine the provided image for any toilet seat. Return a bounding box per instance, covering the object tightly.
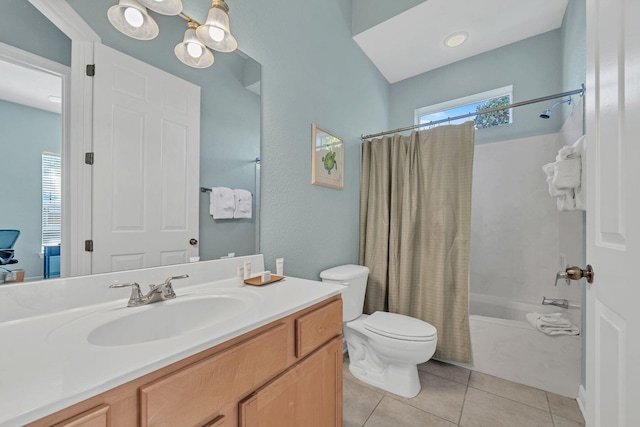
[362,312,437,342]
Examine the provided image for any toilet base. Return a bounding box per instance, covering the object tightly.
[343,314,437,398]
[347,356,421,398]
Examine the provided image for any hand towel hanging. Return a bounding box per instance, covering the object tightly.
[233,189,252,219]
[210,187,235,219]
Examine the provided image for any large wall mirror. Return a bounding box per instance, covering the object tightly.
[0,0,261,282]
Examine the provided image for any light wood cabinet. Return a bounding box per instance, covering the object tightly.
[295,299,343,358]
[239,337,343,427]
[140,324,288,427]
[51,404,109,427]
[27,296,342,427]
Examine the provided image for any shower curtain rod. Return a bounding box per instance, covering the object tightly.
[361,84,585,141]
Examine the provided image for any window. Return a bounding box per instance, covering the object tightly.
[42,153,61,249]
[414,85,513,130]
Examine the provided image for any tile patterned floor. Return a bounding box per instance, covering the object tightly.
[343,358,585,427]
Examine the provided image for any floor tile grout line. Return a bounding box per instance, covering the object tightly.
[381,393,462,426]
[545,393,586,424]
[360,394,385,427]
[546,391,557,427]
[457,382,470,426]
[466,384,557,414]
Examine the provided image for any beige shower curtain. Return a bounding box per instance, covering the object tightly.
[359,122,475,363]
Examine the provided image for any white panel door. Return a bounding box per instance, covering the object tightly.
[585,0,640,425]
[92,43,200,274]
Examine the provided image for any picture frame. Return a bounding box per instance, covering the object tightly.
[311,123,344,190]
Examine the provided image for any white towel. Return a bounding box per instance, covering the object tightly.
[542,163,573,197]
[557,190,577,211]
[542,135,587,212]
[233,189,252,219]
[525,312,580,336]
[556,144,580,161]
[210,187,235,219]
[552,158,581,189]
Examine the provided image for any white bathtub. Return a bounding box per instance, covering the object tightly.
[453,293,581,397]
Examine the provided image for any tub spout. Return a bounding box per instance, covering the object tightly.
[542,296,569,309]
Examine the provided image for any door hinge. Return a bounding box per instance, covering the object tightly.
[86,64,95,77]
[85,240,94,252]
[85,152,94,165]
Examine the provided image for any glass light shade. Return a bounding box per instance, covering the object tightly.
[137,0,183,16]
[175,27,214,68]
[124,7,144,27]
[195,6,238,52]
[108,0,159,40]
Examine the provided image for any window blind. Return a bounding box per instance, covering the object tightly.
[42,153,61,248]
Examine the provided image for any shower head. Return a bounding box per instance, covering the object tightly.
[539,96,572,119]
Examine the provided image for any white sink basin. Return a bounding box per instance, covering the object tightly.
[47,289,262,347]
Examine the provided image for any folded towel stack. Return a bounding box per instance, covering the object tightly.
[542,135,586,212]
[209,187,253,219]
[525,312,580,336]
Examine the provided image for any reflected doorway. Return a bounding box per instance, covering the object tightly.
[0,44,68,281]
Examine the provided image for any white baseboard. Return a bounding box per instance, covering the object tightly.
[577,384,587,422]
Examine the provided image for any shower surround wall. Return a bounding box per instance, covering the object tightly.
[470,98,584,309]
[464,98,585,397]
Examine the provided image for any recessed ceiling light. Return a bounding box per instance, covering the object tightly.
[444,32,468,48]
[48,95,62,104]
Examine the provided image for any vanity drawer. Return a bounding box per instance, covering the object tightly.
[295,299,342,358]
[140,324,288,427]
[52,404,109,427]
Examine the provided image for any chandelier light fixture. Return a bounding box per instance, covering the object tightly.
[107,0,237,69]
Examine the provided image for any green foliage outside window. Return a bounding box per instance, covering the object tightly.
[474,95,510,129]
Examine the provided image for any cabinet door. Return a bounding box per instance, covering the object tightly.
[239,337,343,427]
[52,404,109,427]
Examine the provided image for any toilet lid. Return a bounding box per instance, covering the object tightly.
[363,312,437,341]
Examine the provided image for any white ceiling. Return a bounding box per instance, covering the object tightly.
[0,59,62,114]
[354,0,569,84]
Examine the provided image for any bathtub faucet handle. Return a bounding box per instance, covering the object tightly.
[555,270,571,286]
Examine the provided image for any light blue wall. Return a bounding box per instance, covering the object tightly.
[196,53,261,260]
[561,0,587,122]
[0,0,71,65]
[229,0,390,278]
[351,0,425,36]
[0,100,61,280]
[389,30,565,144]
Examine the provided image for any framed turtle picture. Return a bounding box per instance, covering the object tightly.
[311,123,344,190]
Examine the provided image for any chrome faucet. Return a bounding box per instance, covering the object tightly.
[542,296,569,309]
[110,274,189,307]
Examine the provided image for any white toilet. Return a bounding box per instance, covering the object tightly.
[320,264,437,398]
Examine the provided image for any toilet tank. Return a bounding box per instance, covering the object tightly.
[320,264,369,322]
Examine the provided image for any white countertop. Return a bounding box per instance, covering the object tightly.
[0,273,343,426]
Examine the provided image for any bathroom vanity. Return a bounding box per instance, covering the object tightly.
[0,255,344,426]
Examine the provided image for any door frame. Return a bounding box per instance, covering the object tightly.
[28,0,100,277]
